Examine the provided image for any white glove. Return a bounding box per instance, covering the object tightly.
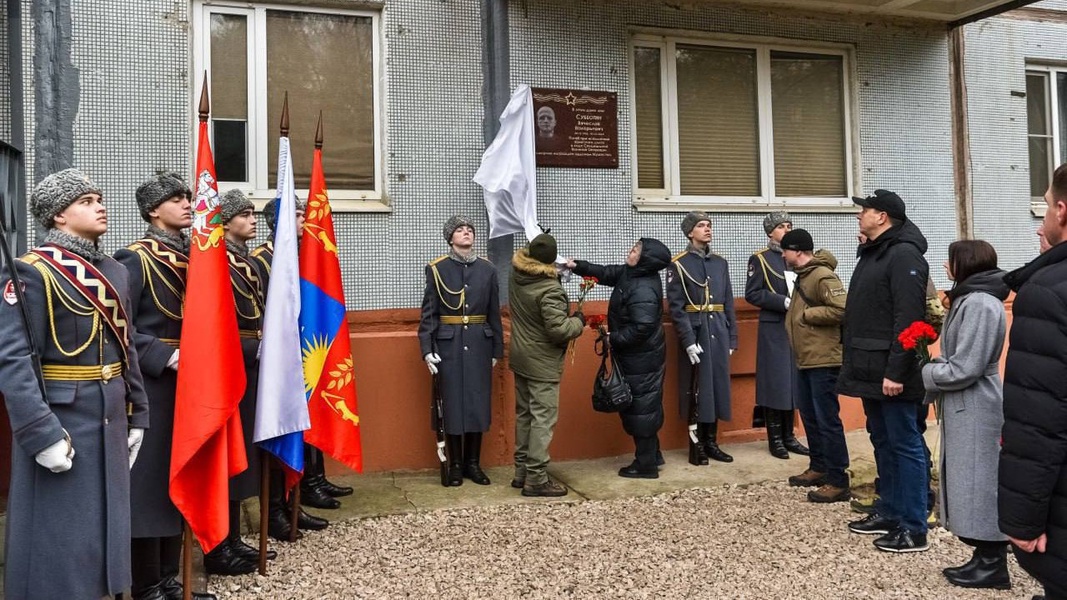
[492,358,498,368]
[729,349,735,356]
[128,428,145,469]
[35,432,74,473]
[685,344,703,365]
[784,297,791,310]
[424,353,442,375]
[256,342,262,360]
[785,271,797,297]
[167,349,180,371]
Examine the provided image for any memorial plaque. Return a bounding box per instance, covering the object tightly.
[532,87,618,168]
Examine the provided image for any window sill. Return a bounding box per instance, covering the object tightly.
[1032,201,1047,217]
[238,190,393,213]
[632,196,857,213]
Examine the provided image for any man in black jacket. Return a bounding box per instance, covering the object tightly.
[838,190,931,553]
[999,163,1067,600]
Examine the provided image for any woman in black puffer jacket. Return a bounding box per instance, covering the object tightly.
[570,237,671,479]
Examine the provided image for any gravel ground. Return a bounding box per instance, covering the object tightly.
[216,481,1042,599]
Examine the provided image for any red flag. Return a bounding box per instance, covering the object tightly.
[170,116,249,552]
[299,145,363,472]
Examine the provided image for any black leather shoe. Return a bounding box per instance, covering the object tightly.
[783,436,810,456]
[765,410,790,459]
[297,508,329,531]
[463,462,491,485]
[704,421,734,463]
[944,545,1011,589]
[943,547,981,580]
[160,577,218,600]
[510,477,525,489]
[267,504,303,542]
[203,542,257,576]
[230,537,277,562]
[873,528,929,553]
[134,581,167,600]
[782,410,810,455]
[320,478,354,497]
[300,481,342,509]
[618,462,658,479]
[848,513,897,535]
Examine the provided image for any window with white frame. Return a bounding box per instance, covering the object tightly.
[193,2,383,205]
[631,34,856,210]
[1025,67,1067,211]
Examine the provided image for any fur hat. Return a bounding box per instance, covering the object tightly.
[762,211,792,236]
[528,233,557,264]
[136,172,190,223]
[780,228,814,252]
[30,169,103,229]
[219,189,254,224]
[262,196,307,231]
[680,211,711,237]
[442,215,475,243]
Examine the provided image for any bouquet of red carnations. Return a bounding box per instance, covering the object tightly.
[898,321,938,364]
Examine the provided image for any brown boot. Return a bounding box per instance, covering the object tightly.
[808,484,851,503]
[521,480,568,497]
[788,469,827,487]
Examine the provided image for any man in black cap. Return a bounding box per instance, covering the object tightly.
[508,233,583,496]
[838,190,932,553]
[115,173,217,599]
[745,211,807,460]
[666,211,738,464]
[418,216,504,487]
[781,228,851,504]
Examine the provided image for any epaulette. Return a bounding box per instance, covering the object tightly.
[672,251,687,262]
[429,255,448,266]
[752,248,767,256]
[251,246,266,257]
[18,253,40,265]
[478,256,492,263]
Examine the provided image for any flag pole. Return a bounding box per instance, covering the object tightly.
[258,453,269,575]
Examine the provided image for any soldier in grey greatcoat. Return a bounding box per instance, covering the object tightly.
[418,216,504,486]
[114,173,217,599]
[666,211,738,464]
[745,211,809,460]
[0,169,149,600]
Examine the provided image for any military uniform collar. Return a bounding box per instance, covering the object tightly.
[44,229,108,263]
[145,226,190,254]
[686,242,712,258]
[449,248,478,264]
[226,239,250,257]
[767,240,782,253]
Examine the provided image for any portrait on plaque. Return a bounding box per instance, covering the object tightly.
[531,87,619,168]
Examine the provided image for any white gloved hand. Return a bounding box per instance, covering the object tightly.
[167,349,180,371]
[424,353,442,375]
[35,433,74,473]
[128,428,145,469]
[785,271,797,297]
[685,344,703,365]
[256,342,262,360]
[784,297,791,310]
[729,349,735,356]
[492,358,498,368]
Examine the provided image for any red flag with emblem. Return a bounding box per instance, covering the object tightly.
[299,127,363,472]
[170,82,249,552]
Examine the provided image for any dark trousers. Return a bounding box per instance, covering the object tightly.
[863,398,929,534]
[795,367,849,488]
[633,434,659,468]
[131,534,182,592]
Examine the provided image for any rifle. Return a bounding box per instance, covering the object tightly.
[686,363,702,466]
[430,342,448,486]
[0,198,47,402]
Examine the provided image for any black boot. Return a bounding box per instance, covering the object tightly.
[782,410,810,456]
[307,445,354,497]
[267,494,303,542]
[462,432,491,485]
[943,546,982,579]
[445,434,464,486]
[203,541,256,576]
[752,406,766,428]
[688,423,709,466]
[297,508,329,531]
[300,451,342,509]
[160,577,218,600]
[704,421,734,463]
[229,531,277,562]
[765,410,790,459]
[944,544,1011,590]
[133,580,168,600]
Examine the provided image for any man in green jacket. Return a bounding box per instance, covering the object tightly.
[508,233,584,497]
[781,229,851,503]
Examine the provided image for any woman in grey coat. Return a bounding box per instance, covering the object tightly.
[921,240,1011,590]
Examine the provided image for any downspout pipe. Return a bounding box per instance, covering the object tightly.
[481,0,513,305]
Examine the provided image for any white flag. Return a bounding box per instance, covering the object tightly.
[474,84,543,241]
[254,135,310,470]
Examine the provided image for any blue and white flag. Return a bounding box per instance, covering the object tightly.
[255,134,310,488]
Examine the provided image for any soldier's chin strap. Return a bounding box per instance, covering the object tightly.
[0,197,48,402]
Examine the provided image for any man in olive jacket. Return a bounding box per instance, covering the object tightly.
[781,229,850,504]
[509,233,584,497]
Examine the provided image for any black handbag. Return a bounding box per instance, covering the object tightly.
[591,331,632,413]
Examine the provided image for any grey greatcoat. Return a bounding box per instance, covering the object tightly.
[667,245,738,422]
[115,237,187,538]
[745,247,797,411]
[418,253,504,434]
[921,270,1010,542]
[0,245,149,600]
[228,248,264,499]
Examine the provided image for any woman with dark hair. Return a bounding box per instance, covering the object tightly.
[568,238,672,478]
[921,239,1011,590]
